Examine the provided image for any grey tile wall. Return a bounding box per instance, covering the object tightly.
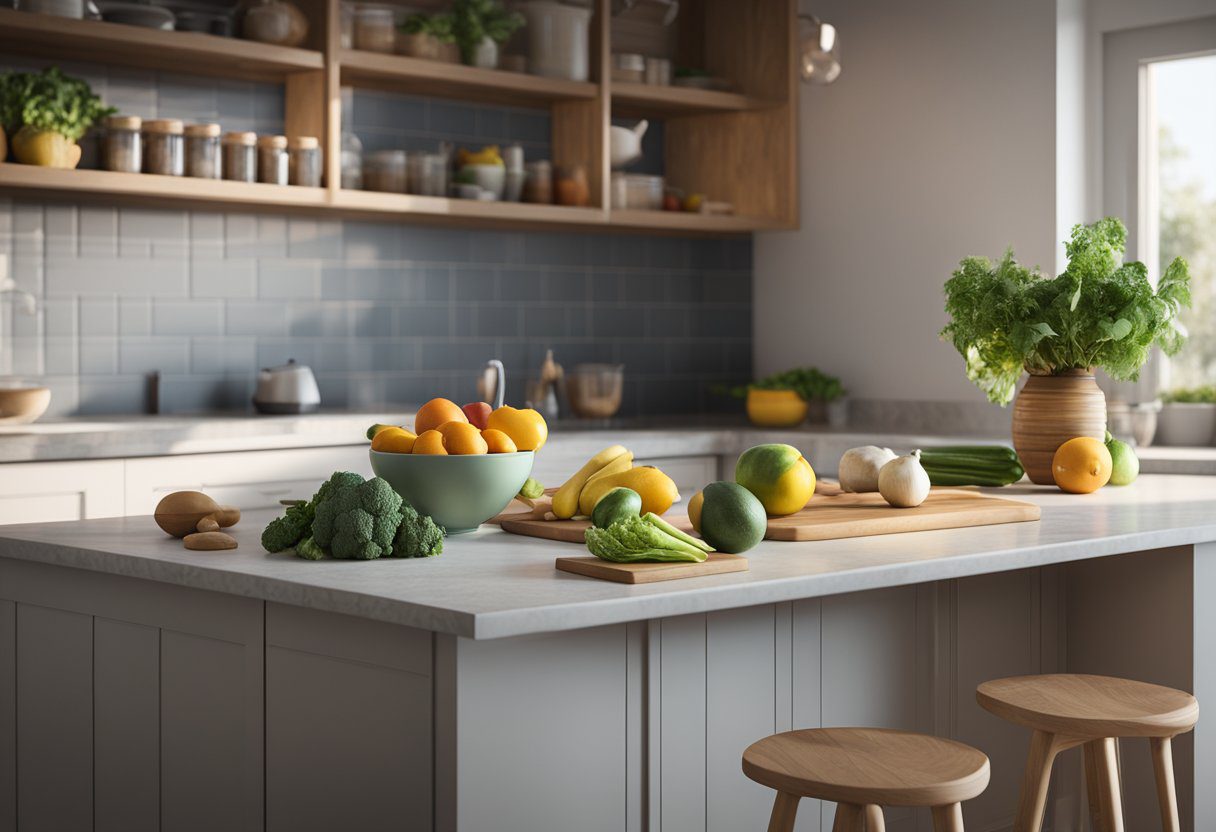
[0,59,750,417]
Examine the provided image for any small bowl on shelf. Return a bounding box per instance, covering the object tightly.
[0,385,52,426]
[369,449,534,534]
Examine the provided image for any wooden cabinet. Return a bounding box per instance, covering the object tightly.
[0,459,124,524]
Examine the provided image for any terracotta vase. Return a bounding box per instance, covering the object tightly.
[1012,370,1107,485]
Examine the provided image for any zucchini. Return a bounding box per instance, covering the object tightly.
[919,446,1024,487]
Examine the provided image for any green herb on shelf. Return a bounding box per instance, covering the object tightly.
[451,0,524,65]
[1162,386,1216,404]
[401,11,456,42]
[721,367,846,403]
[0,66,114,142]
[941,217,1192,405]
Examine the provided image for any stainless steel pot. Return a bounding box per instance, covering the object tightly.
[252,359,320,414]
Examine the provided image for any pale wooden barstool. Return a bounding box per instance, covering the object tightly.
[742,727,991,831]
[977,674,1199,832]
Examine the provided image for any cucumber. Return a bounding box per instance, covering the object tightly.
[919,446,1024,487]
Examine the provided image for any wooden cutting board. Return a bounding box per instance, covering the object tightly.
[497,488,1039,544]
[555,553,749,584]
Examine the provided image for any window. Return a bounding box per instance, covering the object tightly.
[1146,54,1216,390]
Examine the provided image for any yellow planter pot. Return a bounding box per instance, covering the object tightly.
[11,126,81,169]
[746,389,808,427]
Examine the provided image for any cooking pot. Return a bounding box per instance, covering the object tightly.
[252,359,321,414]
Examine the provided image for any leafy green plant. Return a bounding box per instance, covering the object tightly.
[1162,386,1216,404]
[941,217,1192,405]
[451,0,525,64]
[400,11,456,42]
[724,367,845,403]
[0,67,114,142]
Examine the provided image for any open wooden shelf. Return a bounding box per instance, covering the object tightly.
[0,8,323,82]
[609,209,785,233]
[610,81,777,117]
[0,164,329,211]
[330,189,605,227]
[338,49,598,108]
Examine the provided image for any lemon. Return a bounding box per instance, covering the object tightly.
[1105,431,1139,486]
[1051,437,1112,494]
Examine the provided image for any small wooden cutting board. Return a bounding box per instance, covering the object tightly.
[555,553,748,584]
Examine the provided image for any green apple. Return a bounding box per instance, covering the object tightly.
[1105,431,1140,486]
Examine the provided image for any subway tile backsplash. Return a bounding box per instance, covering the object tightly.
[0,58,751,417]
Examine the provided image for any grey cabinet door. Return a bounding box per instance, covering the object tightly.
[0,557,265,832]
[264,603,434,832]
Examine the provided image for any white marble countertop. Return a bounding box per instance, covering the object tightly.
[1,475,1214,640]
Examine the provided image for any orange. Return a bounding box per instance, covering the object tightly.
[482,428,518,454]
[415,397,467,435]
[370,426,417,453]
[412,429,448,455]
[485,405,548,451]
[438,421,488,455]
[1052,437,1112,494]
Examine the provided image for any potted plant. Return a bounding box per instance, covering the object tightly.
[1157,386,1216,446]
[398,11,459,63]
[0,67,113,168]
[451,0,525,69]
[942,217,1191,483]
[726,367,846,428]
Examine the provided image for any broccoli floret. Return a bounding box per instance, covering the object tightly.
[296,535,325,560]
[392,503,445,558]
[261,501,314,553]
[313,477,403,560]
[312,471,365,507]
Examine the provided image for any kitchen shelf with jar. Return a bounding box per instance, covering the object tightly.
[0,0,798,236]
[0,7,324,82]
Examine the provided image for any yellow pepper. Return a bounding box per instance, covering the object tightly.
[485,405,548,452]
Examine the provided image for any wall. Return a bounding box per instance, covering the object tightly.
[754,0,1059,415]
[0,58,751,417]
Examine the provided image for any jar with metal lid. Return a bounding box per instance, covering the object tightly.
[288,136,322,187]
[142,118,184,176]
[353,4,395,52]
[185,123,222,179]
[222,131,257,182]
[103,115,142,173]
[363,150,407,192]
[257,135,288,185]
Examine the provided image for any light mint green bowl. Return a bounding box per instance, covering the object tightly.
[369,449,535,534]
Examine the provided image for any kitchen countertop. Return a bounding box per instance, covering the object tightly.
[1,475,1213,640]
[0,412,1210,475]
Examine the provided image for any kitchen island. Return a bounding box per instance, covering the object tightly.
[1,475,1214,831]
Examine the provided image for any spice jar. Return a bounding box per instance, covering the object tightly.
[142,119,184,176]
[354,4,396,53]
[554,164,589,207]
[257,134,289,185]
[288,136,322,187]
[523,159,552,204]
[363,149,407,192]
[222,131,257,182]
[185,123,222,179]
[103,115,141,173]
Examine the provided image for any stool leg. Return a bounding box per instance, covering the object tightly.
[831,802,863,832]
[1013,730,1067,832]
[1150,737,1181,832]
[932,803,964,831]
[1083,737,1124,832]
[864,803,885,831]
[766,792,800,832]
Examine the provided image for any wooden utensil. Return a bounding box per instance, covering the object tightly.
[555,552,748,584]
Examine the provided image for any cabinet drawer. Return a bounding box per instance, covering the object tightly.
[0,459,125,524]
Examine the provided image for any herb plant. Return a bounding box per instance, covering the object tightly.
[941,217,1191,405]
[726,367,846,402]
[451,0,525,64]
[0,67,114,142]
[1162,386,1216,404]
[401,11,456,42]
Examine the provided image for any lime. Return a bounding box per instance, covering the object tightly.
[1105,431,1139,486]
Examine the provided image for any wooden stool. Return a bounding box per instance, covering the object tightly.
[742,727,990,831]
[977,673,1199,832]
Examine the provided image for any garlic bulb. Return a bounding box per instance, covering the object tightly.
[838,446,898,492]
[878,450,931,508]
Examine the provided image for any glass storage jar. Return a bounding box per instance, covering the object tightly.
[363,149,407,192]
[353,5,396,53]
[222,131,257,182]
[257,134,289,185]
[103,115,141,173]
[142,119,184,176]
[288,136,322,187]
[185,123,222,179]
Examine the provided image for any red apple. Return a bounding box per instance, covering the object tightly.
[462,401,492,430]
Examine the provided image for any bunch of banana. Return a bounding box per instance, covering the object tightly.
[551,445,679,519]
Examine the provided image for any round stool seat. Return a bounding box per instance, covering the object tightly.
[977,674,1198,739]
[742,727,990,808]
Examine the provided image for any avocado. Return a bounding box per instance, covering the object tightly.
[591,487,643,529]
[698,481,767,554]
